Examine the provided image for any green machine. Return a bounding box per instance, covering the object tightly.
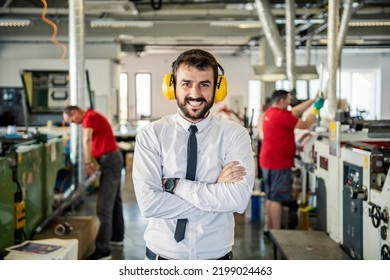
[2,133,65,246]
[41,137,64,217]
[14,135,64,239]
[15,142,45,239]
[0,157,15,257]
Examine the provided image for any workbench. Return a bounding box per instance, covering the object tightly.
[269,229,351,260]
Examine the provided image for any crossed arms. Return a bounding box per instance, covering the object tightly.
[132,124,255,220]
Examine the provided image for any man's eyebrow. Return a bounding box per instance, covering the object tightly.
[179,79,211,84]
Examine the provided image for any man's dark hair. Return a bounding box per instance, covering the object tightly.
[64,105,81,116]
[271,89,289,104]
[171,49,219,88]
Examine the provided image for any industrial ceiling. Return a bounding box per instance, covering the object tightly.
[0,0,390,55]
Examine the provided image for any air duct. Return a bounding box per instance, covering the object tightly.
[337,0,354,67]
[285,0,296,90]
[253,0,318,83]
[327,0,339,121]
[69,0,85,185]
[254,0,284,67]
[326,0,354,121]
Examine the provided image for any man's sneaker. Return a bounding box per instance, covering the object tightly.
[110,240,124,247]
[85,250,112,260]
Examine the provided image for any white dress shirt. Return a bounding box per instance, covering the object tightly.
[132,111,255,259]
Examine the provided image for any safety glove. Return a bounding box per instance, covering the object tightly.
[312,97,325,115]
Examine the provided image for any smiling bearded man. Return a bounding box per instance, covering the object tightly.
[132,49,255,260]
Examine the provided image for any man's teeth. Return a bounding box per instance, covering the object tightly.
[188,100,202,106]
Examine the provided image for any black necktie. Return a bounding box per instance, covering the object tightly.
[174,125,198,242]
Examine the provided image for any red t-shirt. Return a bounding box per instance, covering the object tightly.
[83,109,117,159]
[259,107,298,169]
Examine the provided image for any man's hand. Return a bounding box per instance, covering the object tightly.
[216,161,246,183]
[85,162,96,177]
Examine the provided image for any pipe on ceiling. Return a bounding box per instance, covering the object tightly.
[254,0,285,67]
[285,0,296,91]
[69,0,86,184]
[327,0,339,121]
[336,0,354,66]
[304,36,313,99]
[0,6,325,17]
[2,0,14,9]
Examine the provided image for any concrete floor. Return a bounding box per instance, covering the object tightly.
[76,169,274,260]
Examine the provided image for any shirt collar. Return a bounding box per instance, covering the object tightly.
[175,109,212,133]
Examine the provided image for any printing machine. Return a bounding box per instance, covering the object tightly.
[0,131,65,256]
[313,135,341,237]
[294,129,318,228]
[313,113,390,259]
[341,142,390,260]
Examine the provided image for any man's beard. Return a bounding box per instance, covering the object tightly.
[177,95,214,122]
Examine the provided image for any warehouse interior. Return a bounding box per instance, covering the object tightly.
[0,0,390,260]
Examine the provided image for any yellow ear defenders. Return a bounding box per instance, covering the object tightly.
[162,64,228,103]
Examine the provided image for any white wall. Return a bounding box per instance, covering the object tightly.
[86,59,120,122]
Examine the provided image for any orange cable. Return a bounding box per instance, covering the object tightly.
[40,0,67,61]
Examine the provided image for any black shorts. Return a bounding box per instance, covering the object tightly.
[262,168,292,202]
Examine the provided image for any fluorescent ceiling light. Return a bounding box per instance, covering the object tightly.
[118,35,249,45]
[210,21,261,28]
[90,20,153,28]
[318,38,365,45]
[348,20,390,27]
[118,35,135,41]
[0,19,31,27]
[275,18,325,24]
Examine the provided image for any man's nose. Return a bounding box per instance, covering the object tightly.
[189,84,202,96]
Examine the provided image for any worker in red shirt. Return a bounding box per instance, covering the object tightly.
[63,106,124,260]
[259,90,324,231]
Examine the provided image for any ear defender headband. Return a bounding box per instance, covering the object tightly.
[162,63,228,103]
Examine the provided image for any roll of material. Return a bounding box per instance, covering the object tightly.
[54,222,73,236]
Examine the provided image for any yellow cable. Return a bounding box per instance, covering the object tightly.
[41,0,67,61]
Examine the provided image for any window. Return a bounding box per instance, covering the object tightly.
[275,80,322,100]
[340,70,378,120]
[119,73,128,124]
[135,73,151,118]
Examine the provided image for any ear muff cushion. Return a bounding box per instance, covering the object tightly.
[162,73,175,100]
[215,75,227,103]
[162,73,228,102]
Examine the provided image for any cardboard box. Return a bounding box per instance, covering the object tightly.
[33,216,98,259]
